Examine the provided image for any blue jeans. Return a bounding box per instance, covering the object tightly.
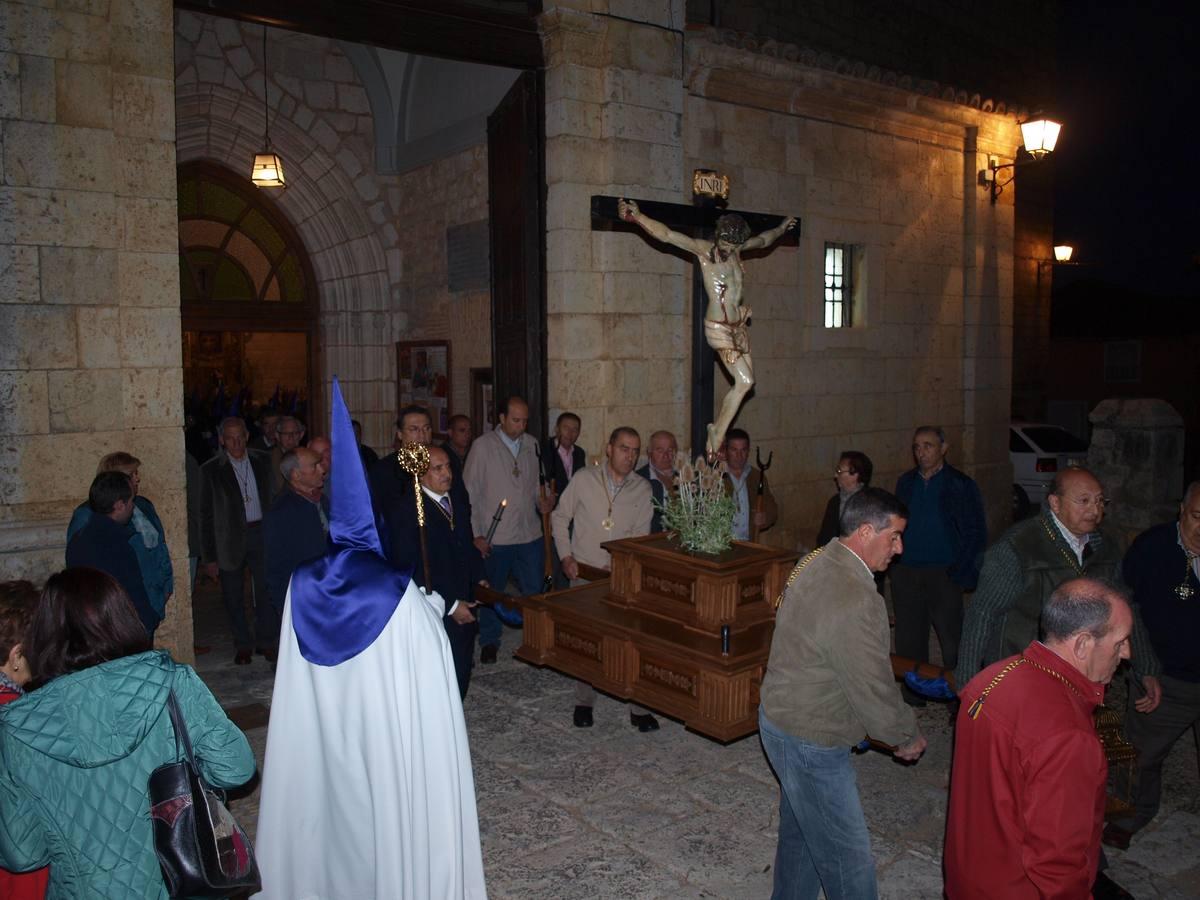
[478,538,543,648]
[759,709,878,900]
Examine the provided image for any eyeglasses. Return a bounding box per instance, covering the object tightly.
[1062,495,1110,510]
[834,468,857,476]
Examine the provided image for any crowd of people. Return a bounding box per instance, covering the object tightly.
[0,397,1196,898]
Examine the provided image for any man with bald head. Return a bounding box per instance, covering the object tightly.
[947,578,1133,898]
[265,447,329,645]
[1104,481,1200,847]
[957,467,1124,688]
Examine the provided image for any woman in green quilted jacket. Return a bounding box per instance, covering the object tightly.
[0,568,257,898]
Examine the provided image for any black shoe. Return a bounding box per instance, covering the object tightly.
[233,649,252,665]
[1093,871,1135,900]
[1101,822,1133,851]
[630,712,660,732]
[901,684,927,708]
[255,645,278,663]
[573,705,593,727]
[480,645,498,664]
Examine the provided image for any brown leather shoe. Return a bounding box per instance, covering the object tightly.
[1101,823,1133,851]
[234,649,252,665]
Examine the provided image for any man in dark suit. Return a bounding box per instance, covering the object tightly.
[373,405,469,516]
[66,471,160,636]
[200,416,276,665]
[352,419,379,472]
[636,429,678,534]
[541,412,585,498]
[385,445,486,698]
[441,413,473,486]
[264,447,330,620]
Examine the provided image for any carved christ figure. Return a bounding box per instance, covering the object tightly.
[618,198,796,456]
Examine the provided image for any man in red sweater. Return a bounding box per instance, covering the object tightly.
[945,577,1132,899]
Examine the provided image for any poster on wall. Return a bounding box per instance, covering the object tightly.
[396,340,451,438]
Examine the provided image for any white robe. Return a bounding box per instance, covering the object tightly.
[253,580,487,899]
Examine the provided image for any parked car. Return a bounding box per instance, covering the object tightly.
[1010,423,1089,518]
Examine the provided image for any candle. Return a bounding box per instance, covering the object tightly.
[484,498,507,544]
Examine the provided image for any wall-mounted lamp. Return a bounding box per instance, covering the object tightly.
[979,116,1061,204]
[1054,244,1074,263]
[250,25,286,188]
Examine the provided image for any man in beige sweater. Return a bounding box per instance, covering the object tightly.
[552,426,657,731]
[463,396,554,663]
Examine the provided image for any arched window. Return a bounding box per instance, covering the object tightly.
[178,162,316,310]
[178,162,319,428]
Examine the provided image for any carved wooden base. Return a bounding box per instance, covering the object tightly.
[515,534,797,742]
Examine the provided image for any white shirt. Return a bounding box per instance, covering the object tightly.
[1049,509,1090,565]
[229,453,263,523]
[421,486,461,616]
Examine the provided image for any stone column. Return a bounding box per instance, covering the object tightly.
[540,1,690,449]
[1087,398,1184,544]
[0,0,191,661]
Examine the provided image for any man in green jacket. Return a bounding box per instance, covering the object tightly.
[760,487,927,899]
[955,467,1128,687]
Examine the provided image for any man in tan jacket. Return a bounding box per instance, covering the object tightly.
[552,426,657,731]
[760,487,927,899]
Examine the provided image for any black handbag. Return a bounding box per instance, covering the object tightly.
[148,689,261,898]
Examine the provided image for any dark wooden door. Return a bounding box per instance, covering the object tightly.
[487,70,546,438]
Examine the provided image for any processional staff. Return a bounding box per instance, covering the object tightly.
[396,442,432,587]
[750,447,773,543]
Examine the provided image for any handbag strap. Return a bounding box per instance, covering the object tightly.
[165,689,198,769]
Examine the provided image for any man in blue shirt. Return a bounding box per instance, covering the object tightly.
[893,425,987,705]
[66,471,160,636]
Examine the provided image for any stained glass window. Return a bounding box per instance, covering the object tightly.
[178,165,311,306]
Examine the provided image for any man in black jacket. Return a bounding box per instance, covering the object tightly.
[66,472,159,636]
[385,445,486,698]
[636,430,677,534]
[541,412,585,497]
[200,416,275,665]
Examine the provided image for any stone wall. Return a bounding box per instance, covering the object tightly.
[540,3,1020,549]
[541,1,692,463]
[0,0,192,658]
[685,34,1019,549]
[174,12,492,449]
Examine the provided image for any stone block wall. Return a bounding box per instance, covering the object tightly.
[541,1,692,462]
[539,8,1020,549]
[174,12,493,450]
[684,34,1019,548]
[0,0,193,659]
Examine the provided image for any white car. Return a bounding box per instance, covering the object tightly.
[1010,423,1089,518]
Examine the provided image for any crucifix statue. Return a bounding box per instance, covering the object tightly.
[590,193,799,459]
[618,199,796,456]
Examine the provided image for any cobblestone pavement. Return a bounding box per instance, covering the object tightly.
[193,582,1200,899]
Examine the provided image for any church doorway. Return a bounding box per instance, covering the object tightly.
[178,161,319,438]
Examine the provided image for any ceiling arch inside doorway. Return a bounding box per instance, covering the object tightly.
[339,42,521,175]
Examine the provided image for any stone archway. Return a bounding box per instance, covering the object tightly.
[175,74,395,439]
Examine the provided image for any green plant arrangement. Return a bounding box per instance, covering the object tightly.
[656,452,735,555]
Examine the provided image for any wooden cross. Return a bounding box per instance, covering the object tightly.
[590,195,800,456]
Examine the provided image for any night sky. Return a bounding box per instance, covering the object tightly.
[1052,3,1200,299]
